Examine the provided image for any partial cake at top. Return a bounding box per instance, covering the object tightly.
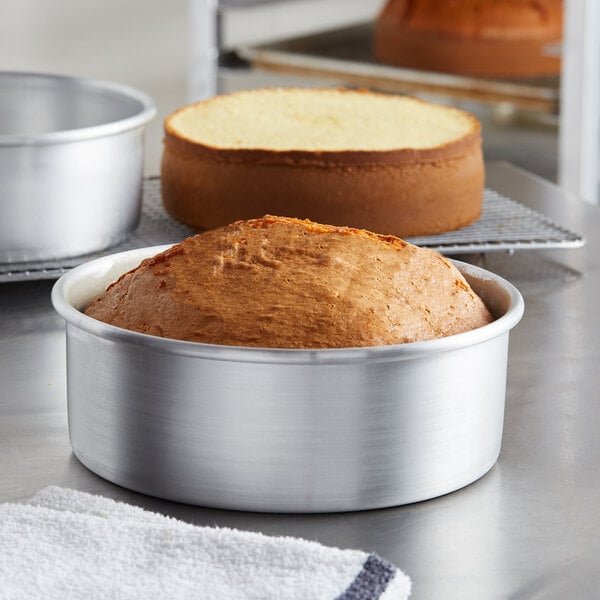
[374,0,563,77]
[84,215,494,349]
[161,87,484,238]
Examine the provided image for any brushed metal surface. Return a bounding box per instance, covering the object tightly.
[0,72,156,263]
[51,246,524,512]
[8,163,600,597]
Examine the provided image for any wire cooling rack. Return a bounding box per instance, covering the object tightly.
[0,177,585,283]
[405,188,584,253]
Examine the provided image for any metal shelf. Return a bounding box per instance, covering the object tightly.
[238,24,560,113]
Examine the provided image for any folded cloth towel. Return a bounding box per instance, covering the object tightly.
[0,486,411,600]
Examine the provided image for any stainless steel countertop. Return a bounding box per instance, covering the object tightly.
[1,161,599,598]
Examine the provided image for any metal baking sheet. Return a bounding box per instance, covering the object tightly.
[238,24,560,114]
[0,177,584,283]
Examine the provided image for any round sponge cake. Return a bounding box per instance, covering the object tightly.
[84,215,494,349]
[161,87,484,238]
[374,0,563,77]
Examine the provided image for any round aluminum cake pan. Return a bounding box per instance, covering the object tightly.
[52,245,524,513]
[0,71,156,263]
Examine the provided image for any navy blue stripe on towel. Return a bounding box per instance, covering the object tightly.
[336,553,396,600]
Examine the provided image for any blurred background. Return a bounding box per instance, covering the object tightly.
[2,0,597,203]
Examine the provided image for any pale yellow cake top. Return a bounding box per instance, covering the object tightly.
[167,88,478,152]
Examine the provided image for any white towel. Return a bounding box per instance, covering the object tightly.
[0,487,411,600]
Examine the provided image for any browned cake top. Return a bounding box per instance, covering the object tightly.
[84,216,494,348]
[382,0,562,40]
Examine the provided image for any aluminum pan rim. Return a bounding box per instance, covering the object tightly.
[51,244,524,365]
[0,71,156,147]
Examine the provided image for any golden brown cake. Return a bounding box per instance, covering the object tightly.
[84,215,494,349]
[373,0,563,77]
[161,87,484,238]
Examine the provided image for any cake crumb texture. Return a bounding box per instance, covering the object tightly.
[167,88,477,152]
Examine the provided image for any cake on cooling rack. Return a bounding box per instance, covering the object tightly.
[160,87,484,238]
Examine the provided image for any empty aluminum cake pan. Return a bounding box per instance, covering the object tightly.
[52,245,524,513]
[0,71,156,263]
